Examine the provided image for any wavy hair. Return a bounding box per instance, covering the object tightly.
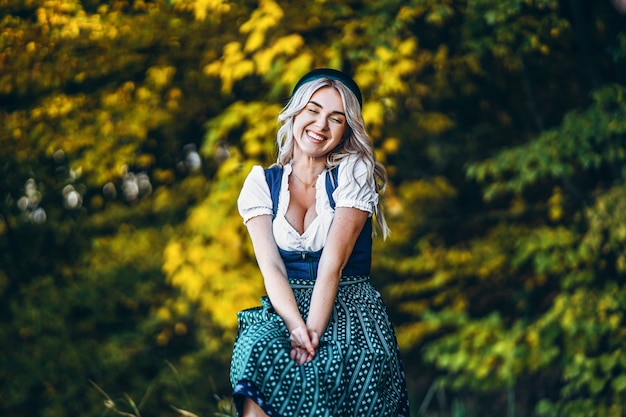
[275,78,390,238]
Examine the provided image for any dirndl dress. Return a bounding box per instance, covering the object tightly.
[230,165,410,416]
[230,273,410,416]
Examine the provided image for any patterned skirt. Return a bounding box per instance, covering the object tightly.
[230,276,410,417]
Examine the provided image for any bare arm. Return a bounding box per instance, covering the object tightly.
[246,214,320,363]
[245,214,307,333]
[307,207,369,336]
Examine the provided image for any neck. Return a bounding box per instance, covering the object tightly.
[290,159,326,187]
[292,158,325,174]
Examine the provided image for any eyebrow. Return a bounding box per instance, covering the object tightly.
[309,100,346,117]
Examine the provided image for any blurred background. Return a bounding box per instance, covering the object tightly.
[1,0,626,416]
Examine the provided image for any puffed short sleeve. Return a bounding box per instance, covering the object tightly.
[237,165,273,223]
[333,156,378,214]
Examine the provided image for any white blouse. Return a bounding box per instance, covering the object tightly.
[237,155,378,252]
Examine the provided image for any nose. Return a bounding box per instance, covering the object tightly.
[314,114,329,131]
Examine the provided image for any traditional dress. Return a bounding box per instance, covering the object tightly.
[230,156,410,417]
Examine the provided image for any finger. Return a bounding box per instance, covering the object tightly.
[291,328,314,354]
[291,348,301,364]
[295,333,314,355]
[308,329,320,349]
[302,350,314,363]
[290,347,308,365]
[291,347,307,363]
[297,349,309,365]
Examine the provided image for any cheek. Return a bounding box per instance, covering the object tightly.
[292,118,303,134]
[293,115,309,132]
[295,111,315,123]
[334,125,347,139]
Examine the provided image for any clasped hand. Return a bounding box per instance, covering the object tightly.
[289,326,319,365]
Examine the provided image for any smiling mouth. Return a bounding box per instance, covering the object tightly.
[307,131,326,141]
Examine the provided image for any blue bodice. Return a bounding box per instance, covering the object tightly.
[265,166,372,280]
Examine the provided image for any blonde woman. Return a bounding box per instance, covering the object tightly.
[230,68,409,417]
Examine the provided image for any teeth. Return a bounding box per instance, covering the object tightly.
[308,131,325,141]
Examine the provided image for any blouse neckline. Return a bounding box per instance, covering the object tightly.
[278,163,329,239]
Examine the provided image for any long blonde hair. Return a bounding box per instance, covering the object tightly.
[275,77,390,238]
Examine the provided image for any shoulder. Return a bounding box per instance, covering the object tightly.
[237,165,273,222]
[333,155,377,213]
[238,164,266,191]
[337,154,371,184]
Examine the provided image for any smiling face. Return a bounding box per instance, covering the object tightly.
[292,86,347,161]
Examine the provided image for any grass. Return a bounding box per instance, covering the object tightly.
[89,360,236,417]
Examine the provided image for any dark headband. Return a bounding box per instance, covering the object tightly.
[292,68,363,108]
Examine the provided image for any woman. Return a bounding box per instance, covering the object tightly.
[231,68,410,417]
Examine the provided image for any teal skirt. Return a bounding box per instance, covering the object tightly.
[230,276,410,417]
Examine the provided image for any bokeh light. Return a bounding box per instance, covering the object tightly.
[63,185,83,209]
[17,178,47,224]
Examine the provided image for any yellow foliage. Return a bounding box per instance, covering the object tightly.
[433,44,449,69]
[353,70,377,91]
[386,280,425,298]
[203,101,281,162]
[397,38,417,56]
[362,101,384,128]
[175,264,204,299]
[203,42,257,93]
[146,66,176,90]
[187,244,207,266]
[417,112,455,135]
[156,306,172,322]
[375,46,395,63]
[187,206,213,235]
[135,153,155,168]
[475,359,491,379]
[233,59,255,80]
[397,178,457,209]
[446,248,473,265]
[240,0,284,52]
[25,79,172,185]
[203,4,310,96]
[272,34,305,55]
[379,73,407,96]
[399,300,429,315]
[156,328,172,345]
[173,299,190,316]
[355,37,426,100]
[397,5,421,22]
[174,322,188,335]
[253,34,304,74]
[382,137,401,154]
[509,196,526,216]
[396,321,440,350]
[245,31,266,54]
[164,154,266,331]
[280,53,316,89]
[609,314,621,329]
[548,186,564,221]
[34,0,129,43]
[174,0,231,22]
[163,241,184,275]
